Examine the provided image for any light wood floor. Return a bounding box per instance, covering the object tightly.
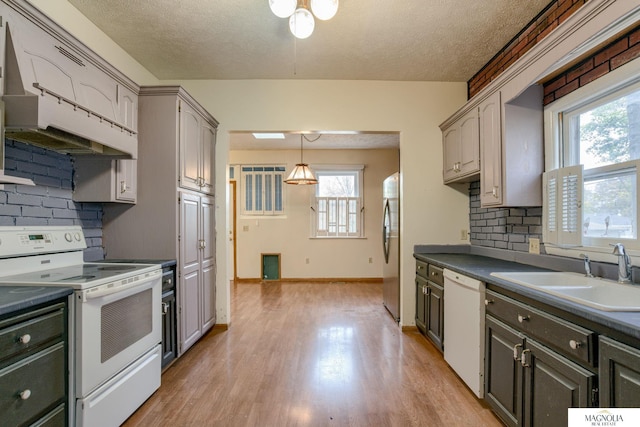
[123,282,502,426]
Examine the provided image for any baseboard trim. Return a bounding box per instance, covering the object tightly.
[402,325,418,332]
[235,277,383,284]
[212,323,229,331]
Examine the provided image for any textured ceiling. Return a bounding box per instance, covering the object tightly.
[67,0,551,82]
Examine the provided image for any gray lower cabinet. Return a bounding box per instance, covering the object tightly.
[415,275,427,334]
[599,336,640,407]
[426,279,444,351]
[0,300,68,426]
[485,289,597,427]
[414,260,444,351]
[485,316,524,426]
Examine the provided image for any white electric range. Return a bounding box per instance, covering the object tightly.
[0,226,162,427]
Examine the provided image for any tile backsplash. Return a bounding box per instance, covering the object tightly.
[469,181,543,253]
[0,139,104,260]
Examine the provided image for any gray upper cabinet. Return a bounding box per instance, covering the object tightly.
[73,158,137,203]
[179,100,216,195]
[442,107,480,183]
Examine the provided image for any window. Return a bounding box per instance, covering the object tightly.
[311,166,364,238]
[240,166,285,215]
[544,59,640,252]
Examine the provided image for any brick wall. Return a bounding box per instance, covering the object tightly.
[467,3,640,254]
[468,0,589,99]
[543,24,640,105]
[469,181,543,252]
[0,139,104,260]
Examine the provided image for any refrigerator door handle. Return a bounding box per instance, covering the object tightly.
[382,199,391,263]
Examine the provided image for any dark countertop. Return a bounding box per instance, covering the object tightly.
[103,259,177,269]
[414,252,640,342]
[0,286,73,317]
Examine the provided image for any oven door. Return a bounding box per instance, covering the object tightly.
[74,270,162,397]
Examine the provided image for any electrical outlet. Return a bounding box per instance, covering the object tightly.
[529,238,540,254]
[460,229,468,240]
[368,257,373,264]
[242,225,249,232]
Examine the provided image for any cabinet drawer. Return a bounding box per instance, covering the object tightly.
[416,260,429,280]
[0,342,66,426]
[32,403,66,427]
[0,306,65,365]
[428,265,444,286]
[485,290,595,367]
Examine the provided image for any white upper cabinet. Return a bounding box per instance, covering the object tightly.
[442,107,480,183]
[479,87,543,207]
[479,92,503,206]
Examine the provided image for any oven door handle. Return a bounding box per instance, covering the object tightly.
[80,270,161,302]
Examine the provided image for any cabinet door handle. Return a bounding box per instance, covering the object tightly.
[517,314,530,323]
[521,349,531,367]
[162,302,169,315]
[120,180,127,193]
[18,334,31,344]
[513,343,522,360]
[569,339,582,350]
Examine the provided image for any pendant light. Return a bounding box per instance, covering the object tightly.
[284,135,317,185]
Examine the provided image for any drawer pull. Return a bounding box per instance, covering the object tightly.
[484,299,494,306]
[513,343,522,360]
[18,334,31,344]
[19,389,31,400]
[569,339,582,350]
[517,314,530,323]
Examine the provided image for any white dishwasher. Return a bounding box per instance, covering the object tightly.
[443,268,486,398]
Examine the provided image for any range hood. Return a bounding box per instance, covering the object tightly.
[0,5,138,160]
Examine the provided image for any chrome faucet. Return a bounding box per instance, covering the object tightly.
[611,243,632,284]
[579,253,594,277]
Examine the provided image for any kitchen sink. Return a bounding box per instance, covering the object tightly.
[490,271,640,311]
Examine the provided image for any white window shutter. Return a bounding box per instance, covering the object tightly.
[543,165,583,247]
[543,169,558,244]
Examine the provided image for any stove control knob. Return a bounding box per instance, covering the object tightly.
[74,232,82,241]
[64,233,72,242]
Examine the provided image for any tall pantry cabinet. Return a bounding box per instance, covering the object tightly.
[102,86,219,355]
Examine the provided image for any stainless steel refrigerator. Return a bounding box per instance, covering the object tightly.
[382,172,400,322]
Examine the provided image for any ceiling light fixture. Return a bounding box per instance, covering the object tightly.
[269,0,339,39]
[284,134,318,185]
